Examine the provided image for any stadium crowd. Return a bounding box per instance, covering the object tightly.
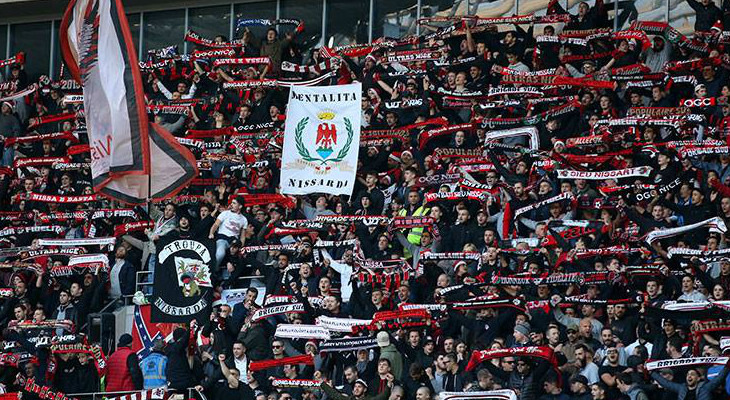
[6,0,730,400]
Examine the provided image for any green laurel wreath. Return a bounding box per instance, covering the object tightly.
[295,117,317,162]
[294,116,354,165]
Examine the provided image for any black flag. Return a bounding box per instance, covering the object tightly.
[151,238,215,323]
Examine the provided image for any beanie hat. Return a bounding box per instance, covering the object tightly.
[514,322,531,336]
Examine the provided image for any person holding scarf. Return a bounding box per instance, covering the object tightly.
[651,360,730,400]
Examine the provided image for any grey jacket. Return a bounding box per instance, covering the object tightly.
[626,384,649,400]
[651,366,729,400]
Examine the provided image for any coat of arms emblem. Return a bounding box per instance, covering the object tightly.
[295,110,354,171]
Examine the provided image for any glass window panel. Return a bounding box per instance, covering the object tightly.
[52,21,62,79]
[281,0,323,41]
[189,6,232,42]
[127,13,141,54]
[0,25,7,61]
[143,9,185,54]
[374,0,418,38]
[10,22,51,81]
[326,0,368,47]
[669,0,695,34]
[234,2,277,40]
[420,0,515,20]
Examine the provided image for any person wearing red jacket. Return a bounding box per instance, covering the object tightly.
[106,334,143,392]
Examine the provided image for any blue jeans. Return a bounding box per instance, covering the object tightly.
[216,237,232,268]
[2,147,13,167]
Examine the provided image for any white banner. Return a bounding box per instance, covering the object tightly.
[556,167,653,180]
[280,83,362,195]
[61,0,197,204]
[315,316,372,332]
[439,390,517,400]
[275,324,331,340]
[645,357,729,371]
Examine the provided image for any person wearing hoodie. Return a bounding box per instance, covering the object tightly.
[375,331,403,381]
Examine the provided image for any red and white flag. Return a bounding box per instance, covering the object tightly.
[60,0,197,204]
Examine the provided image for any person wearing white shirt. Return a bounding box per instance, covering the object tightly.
[209,197,248,268]
[154,77,198,100]
[232,341,248,384]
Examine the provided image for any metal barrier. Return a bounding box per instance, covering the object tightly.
[67,387,205,400]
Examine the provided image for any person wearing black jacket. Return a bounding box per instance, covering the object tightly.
[192,203,217,240]
[202,304,238,355]
[75,352,100,394]
[482,357,551,400]
[448,208,481,252]
[200,354,252,400]
[687,0,723,31]
[70,270,103,327]
[166,327,197,391]
[52,353,79,395]
[447,306,518,347]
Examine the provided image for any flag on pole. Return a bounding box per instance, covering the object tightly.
[60,0,197,205]
[130,304,177,359]
[280,83,362,196]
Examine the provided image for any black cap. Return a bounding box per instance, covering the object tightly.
[118,333,133,347]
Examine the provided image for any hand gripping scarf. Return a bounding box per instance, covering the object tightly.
[184,30,244,48]
[315,316,373,333]
[319,336,379,353]
[645,357,729,371]
[438,390,517,400]
[274,324,331,340]
[425,191,487,203]
[221,72,335,89]
[236,18,304,33]
[556,167,653,180]
[249,354,314,372]
[353,309,431,333]
[272,379,321,388]
[238,193,296,209]
[0,52,24,68]
[250,303,305,322]
[465,346,558,372]
[645,217,727,245]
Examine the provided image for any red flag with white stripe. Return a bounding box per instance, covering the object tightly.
[60,0,197,205]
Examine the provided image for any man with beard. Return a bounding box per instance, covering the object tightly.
[167,215,193,240]
[321,376,393,400]
[482,356,551,400]
[211,354,251,400]
[575,344,599,385]
[651,362,730,400]
[501,181,533,239]
[643,37,672,73]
